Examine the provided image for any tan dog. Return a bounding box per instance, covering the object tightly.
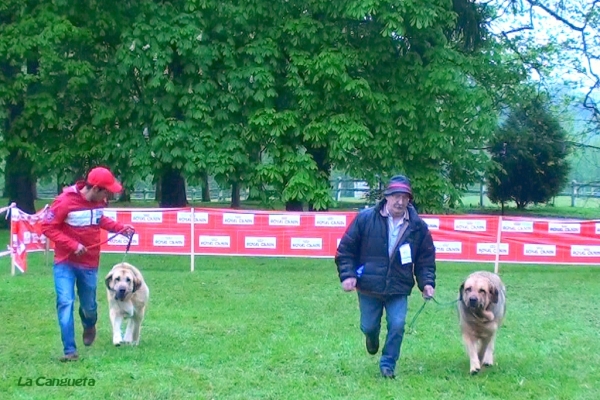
[458,271,506,375]
[105,262,149,346]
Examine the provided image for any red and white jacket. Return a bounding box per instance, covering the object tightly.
[41,182,125,268]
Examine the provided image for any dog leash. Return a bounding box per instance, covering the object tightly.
[84,227,129,251]
[406,296,460,334]
[84,227,135,263]
[120,229,135,264]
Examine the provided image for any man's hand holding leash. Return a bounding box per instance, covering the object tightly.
[74,244,87,256]
[423,284,435,300]
[121,225,135,238]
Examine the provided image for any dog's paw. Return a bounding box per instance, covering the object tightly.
[482,353,494,366]
[113,337,122,346]
[470,360,481,375]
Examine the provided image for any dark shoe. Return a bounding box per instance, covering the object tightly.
[83,326,96,346]
[366,335,379,355]
[60,353,79,362]
[380,367,395,379]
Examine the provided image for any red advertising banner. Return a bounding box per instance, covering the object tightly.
[8,207,49,273]
[5,207,600,273]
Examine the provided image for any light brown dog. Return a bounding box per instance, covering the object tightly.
[458,271,506,375]
[105,262,149,346]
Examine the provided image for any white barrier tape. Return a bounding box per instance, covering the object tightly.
[0,202,17,218]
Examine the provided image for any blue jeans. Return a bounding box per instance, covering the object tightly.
[358,292,408,371]
[53,262,98,355]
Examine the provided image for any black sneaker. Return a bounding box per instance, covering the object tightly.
[380,367,395,379]
[366,335,379,355]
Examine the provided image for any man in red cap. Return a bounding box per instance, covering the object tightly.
[42,166,134,361]
[335,174,436,379]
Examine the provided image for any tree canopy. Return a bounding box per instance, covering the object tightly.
[487,97,571,209]
[0,0,591,213]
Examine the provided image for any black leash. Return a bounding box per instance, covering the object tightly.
[121,229,135,263]
[406,296,459,334]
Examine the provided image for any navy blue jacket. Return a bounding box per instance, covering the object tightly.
[335,200,436,296]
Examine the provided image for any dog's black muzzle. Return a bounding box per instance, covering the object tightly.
[116,288,127,301]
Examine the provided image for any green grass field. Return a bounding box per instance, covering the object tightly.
[1,249,599,400]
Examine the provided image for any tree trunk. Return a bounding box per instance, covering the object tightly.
[307,145,330,211]
[155,177,162,203]
[5,149,36,214]
[159,167,187,207]
[32,179,38,200]
[201,171,211,202]
[231,181,241,209]
[119,187,131,203]
[285,200,303,211]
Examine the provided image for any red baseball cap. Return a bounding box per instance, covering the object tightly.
[86,167,123,193]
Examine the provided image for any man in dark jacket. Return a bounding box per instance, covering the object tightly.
[335,175,436,379]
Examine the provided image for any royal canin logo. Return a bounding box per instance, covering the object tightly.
[314,215,346,227]
[422,218,440,230]
[198,235,230,248]
[434,241,462,253]
[268,215,301,226]
[153,234,185,247]
[108,234,139,246]
[290,238,322,249]
[245,237,277,249]
[523,244,556,256]
[571,245,600,257]
[548,223,580,233]
[454,220,486,232]
[223,213,254,225]
[502,221,534,232]
[131,212,163,223]
[176,211,209,224]
[476,243,508,255]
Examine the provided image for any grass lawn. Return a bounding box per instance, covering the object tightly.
[1,250,599,400]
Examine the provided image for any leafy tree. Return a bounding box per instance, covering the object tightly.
[0,0,134,211]
[487,96,571,209]
[247,0,518,212]
[0,0,534,214]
